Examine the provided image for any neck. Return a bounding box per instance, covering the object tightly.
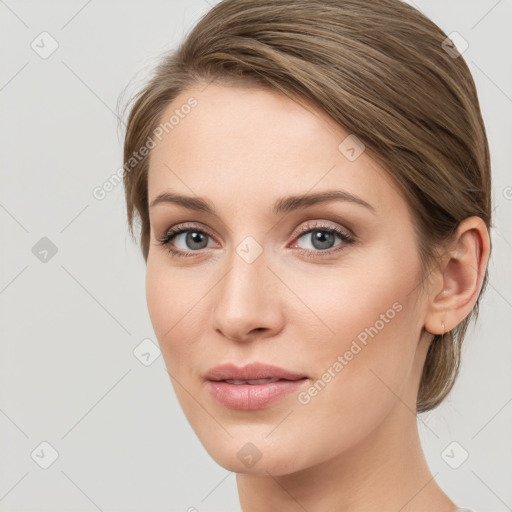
[236,403,457,512]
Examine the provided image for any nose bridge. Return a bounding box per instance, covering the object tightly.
[211,237,281,339]
[217,241,269,311]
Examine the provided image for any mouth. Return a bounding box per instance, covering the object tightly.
[224,377,283,385]
[204,363,309,410]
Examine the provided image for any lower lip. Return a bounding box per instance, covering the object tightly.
[207,379,308,410]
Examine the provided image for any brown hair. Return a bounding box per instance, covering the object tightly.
[122,0,492,412]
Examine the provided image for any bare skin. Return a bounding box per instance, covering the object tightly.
[145,82,489,512]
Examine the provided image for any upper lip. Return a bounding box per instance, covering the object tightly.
[204,363,307,382]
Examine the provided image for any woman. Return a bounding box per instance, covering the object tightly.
[122,0,491,510]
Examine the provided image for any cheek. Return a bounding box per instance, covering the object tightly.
[290,250,420,357]
[145,259,205,365]
[282,281,421,469]
[291,252,423,411]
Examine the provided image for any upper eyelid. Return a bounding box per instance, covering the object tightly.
[162,220,351,244]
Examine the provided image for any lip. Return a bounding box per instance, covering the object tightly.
[204,362,307,382]
[204,363,309,411]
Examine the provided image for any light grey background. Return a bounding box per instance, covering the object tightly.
[0,1,510,511]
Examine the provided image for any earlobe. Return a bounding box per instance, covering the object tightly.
[424,216,490,335]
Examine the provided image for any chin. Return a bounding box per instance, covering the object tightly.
[210,446,305,476]
[194,427,318,476]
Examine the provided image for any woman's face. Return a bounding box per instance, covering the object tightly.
[146,83,432,475]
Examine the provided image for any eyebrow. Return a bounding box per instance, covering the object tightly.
[149,190,376,215]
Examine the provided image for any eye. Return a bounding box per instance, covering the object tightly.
[290,221,355,257]
[157,220,355,259]
[157,223,216,258]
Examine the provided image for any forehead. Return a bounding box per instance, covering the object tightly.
[147,84,403,217]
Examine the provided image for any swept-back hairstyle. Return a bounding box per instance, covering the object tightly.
[122,0,492,412]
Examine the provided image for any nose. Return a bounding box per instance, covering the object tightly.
[210,252,284,343]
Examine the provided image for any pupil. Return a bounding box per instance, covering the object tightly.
[187,231,208,249]
[313,230,334,250]
[183,230,336,251]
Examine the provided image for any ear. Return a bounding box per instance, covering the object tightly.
[424,216,491,335]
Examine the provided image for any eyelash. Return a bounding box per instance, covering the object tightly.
[157,221,355,260]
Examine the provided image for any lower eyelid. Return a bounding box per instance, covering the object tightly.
[291,229,351,250]
[159,221,354,255]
